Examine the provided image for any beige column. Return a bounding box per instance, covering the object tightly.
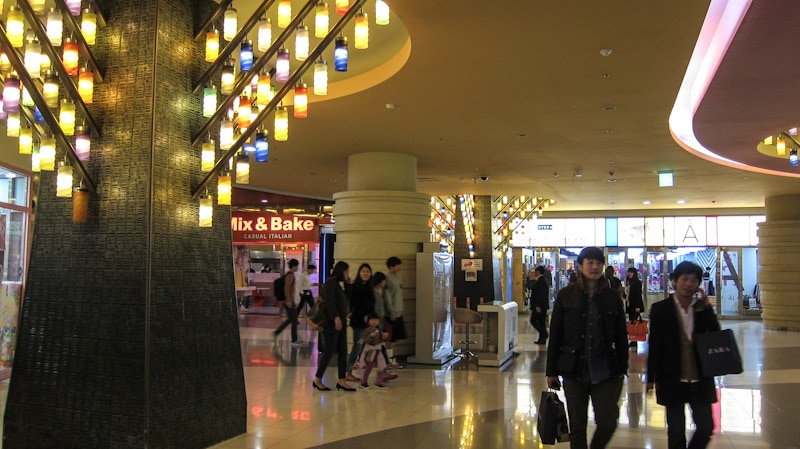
[333,152,431,355]
[757,194,800,330]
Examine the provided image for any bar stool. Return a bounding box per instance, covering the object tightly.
[454,308,483,360]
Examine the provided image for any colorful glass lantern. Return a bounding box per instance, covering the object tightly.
[6,112,19,137]
[201,139,215,172]
[238,95,252,129]
[375,0,390,25]
[220,59,235,95]
[276,48,290,83]
[777,136,786,156]
[60,99,76,136]
[218,174,232,205]
[255,130,269,162]
[81,9,97,45]
[205,28,219,62]
[203,85,217,117]
[240,40,253,72]
[31,145,41,172]
[24,38,42,79]
[335,0,349,15]
[75,126,91,161]
[47,8,63,46]
[243,140,255,155]
[78,68,94,103]
[791,149,799,167]
[33,106,44,122]
[354,12,368,49]
[66,0,81,16]
[257,17,272,52]
[39,53,51,74]
[199,194,213,227]
[278,0,292,28]
[315,2,329,37]
[73,185,89,222]
[18,127,32,154]
[257,72,271,108]
[295,25,309,61]
[220,119,234,150]
[43,72,60,108]
[57,162,74,197]
[63,38,79,75]
[6,7,25,48]
[223,6,238,41]
[31,0,46,14]
[2,75,20,113]
[40,136,56,171]
[275,106,289,141]
[236,152,250,184]
[334,36,348,71]
[314,59,328,95]
[294,83,308,118]
[0,52,11,73]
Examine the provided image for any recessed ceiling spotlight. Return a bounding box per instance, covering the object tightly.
[385,103,396,109]
[643,200,651,205]
[677,199,686,204]
[261,199,269,203]
[573,172,583,178]
[599,48,613,57]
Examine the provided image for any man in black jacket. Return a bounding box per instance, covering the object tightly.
[646,261,719,449]
[546,247,628,449]
[529,266,550,344]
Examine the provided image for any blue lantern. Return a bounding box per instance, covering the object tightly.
[240,40,254,72]
[790,149,798,167]
[334,36,348,72]
[255,131,269,162]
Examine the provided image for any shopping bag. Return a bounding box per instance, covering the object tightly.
[693,329,743,377]
[306,299,329,331]
[537,390,570,445]
[627,315,649,342]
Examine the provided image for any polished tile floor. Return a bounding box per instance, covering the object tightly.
[204,313,800,449]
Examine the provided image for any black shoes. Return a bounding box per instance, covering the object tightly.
[312,381,331,391]
[336,383,357,392]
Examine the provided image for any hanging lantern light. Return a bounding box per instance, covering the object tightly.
[313,59,328,95]
[220,118,234,150]
[6,7,25,48]
[257,16,272,52]
[18,127,33,155]
[218,173,232,205]
[223,6,238,41]
[33,106,44,123]
[315,2,329,37]
[21,86,34,107]
[75,125,91,161]
[255,130,269,162]
[257,71,271,108]
[236,152,250,184]
[375,0,390,25]
[274,106,289,141]
[24,38,42,79]
[78,67,94,103]
[73,183,89,222]
[39,53,51,74]
[354,11,369,49]
[276,48,290,83]
[791,149,799,167]
[240,39,253,72]
[31,144,41,172]
[242,140,255,155]
[205,28,219,62]
[201,138,215,172]
[6,112,19,137]
[63,38,80,75]
[199,193,213,227]
[0,52,11,73]
[57,162,74,197]
[777,136,786,156]
[66,0,81,16]
[81,8,97,45]
[2,74,20,113]
[203,84,217,117]
[40,136,56,171]
[294,83,308,118]
[43,72,60,108]
[335,0,349,15]
[220,58,235,95]
[47,8,64,46]
[278,0,292,28]
[238,94,252,129]
[295,25,309,61]
[60,99,76,136]
[30,0,46,14]
[334,35,348,72]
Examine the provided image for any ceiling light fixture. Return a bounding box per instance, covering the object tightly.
[677,199,686,204]
[643,200,651,205]
[658,172,674,187]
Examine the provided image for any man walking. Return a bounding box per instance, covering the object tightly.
[546,247,629,449]
[529,266,550,344]
[273,259,303,346]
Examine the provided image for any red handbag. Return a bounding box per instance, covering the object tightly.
[627,317,649,342]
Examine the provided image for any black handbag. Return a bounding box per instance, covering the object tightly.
[537,390,570,445]
[693,329,743,377]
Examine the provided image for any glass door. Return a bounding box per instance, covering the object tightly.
[645,248,667,300]
[718,248,742,318]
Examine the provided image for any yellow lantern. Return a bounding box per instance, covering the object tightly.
[78,68,94,103]
[274,106,289,141]
[40,136,56,171]
[315,2,329,37]
[205,29,219,62]
[201,140,215,172]
[6,112,19,137]
[6,7,25,48]
[81,9,97,45]
[60,99,76,136]
[43,72,60,108]
[57,162,74,197]
[218,174,232,205]
[199,194,213,227]
[278,0,292,28]
[257,72,271,108]
[236,152,250,184]
[354,12,369,49]
[18,127,32,154]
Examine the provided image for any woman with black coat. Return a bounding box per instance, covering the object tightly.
[625,267,645,348]
[313,261,357,392]
[345,263,375,382]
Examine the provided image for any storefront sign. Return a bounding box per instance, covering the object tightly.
[231,211,319,244]
[461,259,483,270]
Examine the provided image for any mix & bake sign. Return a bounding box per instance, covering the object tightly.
[231,211,319,243]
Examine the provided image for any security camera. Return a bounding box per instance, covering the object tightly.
[480,175,489,181]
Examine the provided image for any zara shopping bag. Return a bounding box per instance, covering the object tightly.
[693,328,743,377]
[537,390,570,445]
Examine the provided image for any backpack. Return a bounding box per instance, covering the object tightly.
[273,275,286,301]
[306,299,329,331]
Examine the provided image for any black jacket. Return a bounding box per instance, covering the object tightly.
[349,281,375,329]
[646,296,720,406]
[321,277,349,332]
[546,278,628,379]
[530,276,550,311]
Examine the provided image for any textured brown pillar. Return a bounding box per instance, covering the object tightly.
[3,1,247,447]
[757,194,800,330]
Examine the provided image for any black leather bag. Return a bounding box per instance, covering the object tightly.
[537,390,570,445]
[306,299,329,331]
[694,329,743,377]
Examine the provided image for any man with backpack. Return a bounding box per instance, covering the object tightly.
[273,259,303,346]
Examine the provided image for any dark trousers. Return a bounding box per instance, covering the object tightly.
[347,327,364,373]
[315,328,347,381]
[665,384,714,449]
[563,375,624,449]
[274,304,298,342]
[530,311,548,341]
[298,291,314,313]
